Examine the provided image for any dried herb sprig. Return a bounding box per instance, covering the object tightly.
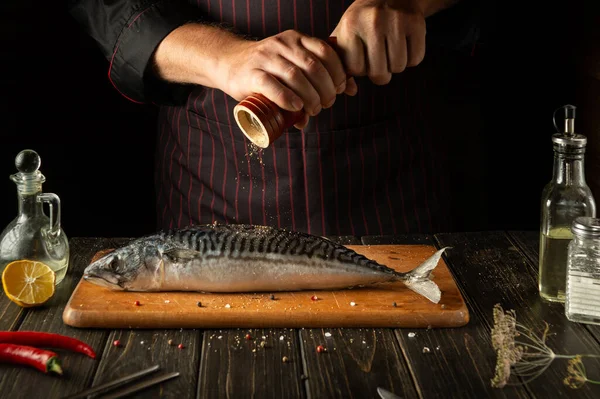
[564,356,600,389]
[490,303,600,389]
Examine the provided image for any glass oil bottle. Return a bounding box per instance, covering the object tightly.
[539,105,596,302]
[0,150,70,284]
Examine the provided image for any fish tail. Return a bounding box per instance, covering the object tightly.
[400,247,451,304]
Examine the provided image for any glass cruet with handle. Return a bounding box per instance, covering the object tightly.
[539,104,596,302]
[0,149,70,285]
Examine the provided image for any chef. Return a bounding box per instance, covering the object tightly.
[68,0,482,236]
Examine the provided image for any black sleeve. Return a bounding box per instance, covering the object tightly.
[68,0,206,105]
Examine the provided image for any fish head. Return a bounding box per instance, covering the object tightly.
[83,239,164,291]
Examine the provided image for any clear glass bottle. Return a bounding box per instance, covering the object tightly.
[565,217,600,325]
[539,105,596,302]
[0,150,70,284]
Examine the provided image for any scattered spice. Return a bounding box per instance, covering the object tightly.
[270,294,275,300]
[134,300,141,306]
[422,347,431,353]
[168,339,174,346]
[197,301,202,307]
[164,300,170,304]
[316,345,325,353]
[350,301,356,307]
[310,295,318,301]
[324,332,332,337]
[0,344,62,375]
[225,304,231,308]
[245,334,252,340]
[260,341,266,348]
[282,356,289,363]
[408,332,416,338]
[178,344,184,349]
[392,302,397,307]
[113,340,120,347]
[0,331,96,359]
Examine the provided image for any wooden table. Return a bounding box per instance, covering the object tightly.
[1,231,599,398]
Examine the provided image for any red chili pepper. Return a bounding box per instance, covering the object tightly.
[0,344,62,375]
[0,331,96,359]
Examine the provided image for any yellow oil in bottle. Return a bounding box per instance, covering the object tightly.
[539,226,573,302]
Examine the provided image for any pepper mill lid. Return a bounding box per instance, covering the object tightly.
[10,149,45,194]
[552,104,587,148]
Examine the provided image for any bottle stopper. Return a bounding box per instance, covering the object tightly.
[11,149,45,195]
[552,104,586,149]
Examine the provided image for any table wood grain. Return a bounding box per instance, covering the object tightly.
[0,232,598,399]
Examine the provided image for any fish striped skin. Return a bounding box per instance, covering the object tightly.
[83,224,449,303]
[157,224,395,275]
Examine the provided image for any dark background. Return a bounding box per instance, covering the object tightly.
[1,1,599,238]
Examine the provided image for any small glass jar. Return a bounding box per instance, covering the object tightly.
[565,217,600,325]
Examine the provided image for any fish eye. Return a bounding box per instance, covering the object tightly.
[108,258,119,271]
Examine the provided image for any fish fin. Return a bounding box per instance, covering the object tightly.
[402,247,451,304]
[404,279,442,304]
[163,248,202,260]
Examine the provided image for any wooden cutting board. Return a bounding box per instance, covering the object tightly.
[62,245,469,329]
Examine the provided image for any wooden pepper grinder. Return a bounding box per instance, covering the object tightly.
[233,37,346,148]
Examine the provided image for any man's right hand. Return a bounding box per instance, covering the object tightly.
[153,25,356,129]
[222,30,357,128]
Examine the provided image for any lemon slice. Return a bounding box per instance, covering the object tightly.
[2,260,56,307]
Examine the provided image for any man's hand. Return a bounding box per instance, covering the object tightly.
[331,0,428,85]
[154,25,358,129]
[223,30,357,128]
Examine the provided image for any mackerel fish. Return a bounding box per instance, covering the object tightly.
[83,224,450,303]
